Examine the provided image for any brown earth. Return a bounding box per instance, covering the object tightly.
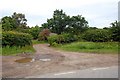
[1,44,118,78]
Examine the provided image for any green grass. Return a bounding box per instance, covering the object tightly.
[32,40,47,44]
[55,42,119,54]
[2,45,35,56]
[1,40,44,56]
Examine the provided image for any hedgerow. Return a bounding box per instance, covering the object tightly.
[82,29,111,42]
[2,31,32,47]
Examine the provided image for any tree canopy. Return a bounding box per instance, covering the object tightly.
[42,9,88,34]
[2,12,28,31]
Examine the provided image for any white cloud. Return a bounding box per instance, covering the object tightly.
[0,0,119,27]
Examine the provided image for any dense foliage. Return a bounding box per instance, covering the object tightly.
[1,11,119,49]
[1,12,42,48]
[48,33,78,46]
[28,25,42,39]
[82,29,111,42]
[110,21,120,41]
[2,12,29,31]
[2,31,32,47]
[42,9,88,34]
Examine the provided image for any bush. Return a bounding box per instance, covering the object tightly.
[48,33,78,46]
[60,33,78,43]
[82,29,111,42]
[38,29,51,41]
[48,35,58,46]
[2,31,32,47]
[29,26,41,39]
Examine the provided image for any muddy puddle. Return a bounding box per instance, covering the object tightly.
[15,54,56,63]
[15,58,33,63]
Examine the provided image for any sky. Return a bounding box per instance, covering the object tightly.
[0,0,119,28]
[118,1,120,21]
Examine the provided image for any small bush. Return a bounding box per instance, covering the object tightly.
[2,31,32,47]
[29,26,41,39]
[38,29,51,41]
[51,42,59,47]
[48,35,58,46]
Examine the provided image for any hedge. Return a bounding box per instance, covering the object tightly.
[2,31,32,47]
[82,29,111,42]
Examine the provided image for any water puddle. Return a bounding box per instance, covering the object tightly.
[15,58,33,63]
[15,54,59,63]
[39,59,51,62]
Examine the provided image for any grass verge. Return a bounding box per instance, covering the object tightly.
[32,40,47,44]
[2,45,35,56]
[55,42,118,54]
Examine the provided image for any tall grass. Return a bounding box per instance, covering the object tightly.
[56,42,118,54]
[2,45,35,56]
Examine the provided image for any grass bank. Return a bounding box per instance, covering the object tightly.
[55,42,118,54]
[1,40,44,56]
[2,45,35,56]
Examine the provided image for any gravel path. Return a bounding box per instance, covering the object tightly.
[1,44,118,78]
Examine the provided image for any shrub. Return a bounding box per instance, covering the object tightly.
[51,42,59,47]
[48,35,58,46]
[28,26,41,39]
[48,33,78,46]
[2,31,32,47]
[38,29,51,41]
[82,29,111,42]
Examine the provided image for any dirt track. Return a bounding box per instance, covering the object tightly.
[1,44,118,78]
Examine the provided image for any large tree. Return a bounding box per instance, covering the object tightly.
[42,9,88,34]
[42,9,70,34]
[67,15,88,34]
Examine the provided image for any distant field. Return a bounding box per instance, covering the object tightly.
[56,42,118,54]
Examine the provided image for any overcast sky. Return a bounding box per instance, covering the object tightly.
[0,0,119,28]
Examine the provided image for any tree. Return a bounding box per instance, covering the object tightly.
[12,12,28,29]
[42,9,70,34]
[67,15,88,34]
[29,25,41,39]
[110,21,120,41]
[42,9,88,35]
[89,27,98,30]
[1,16,16,31]
[2,12,28,31]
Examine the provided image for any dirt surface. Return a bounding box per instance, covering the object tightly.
[1,44,118,78]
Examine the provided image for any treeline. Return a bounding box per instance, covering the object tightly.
[1,9,120,47]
